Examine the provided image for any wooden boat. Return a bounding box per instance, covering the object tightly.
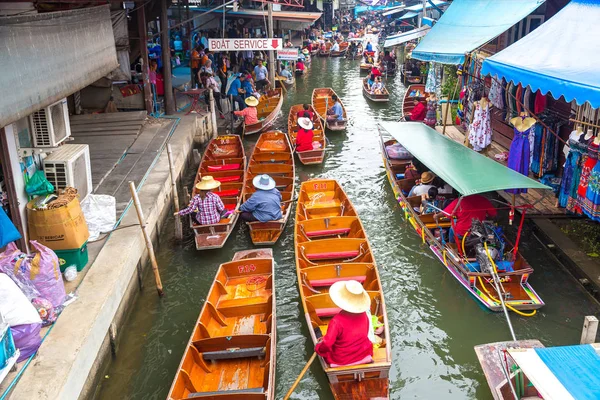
[310,48,319,57]
[330,42,349,57]
[401,84,427,120]
[275,75,294,90]
[318,42,332,57]
[359,63,372,74]
[166,249,276,400]
[243,131,295,245]
[191,135,246,250]
[312,88,347,131]
[362,78,389,103]
[378,122,546,312]
[294,179,391,399]
[243,89,283,136]
[295,68,305,76]
[287,104,326,165]
[401,63,423,84]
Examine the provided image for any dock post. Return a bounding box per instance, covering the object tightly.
[167,144,183,239]
[209,90,218,138]
[580,316,599,344]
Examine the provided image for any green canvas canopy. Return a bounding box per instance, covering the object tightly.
[379,122,551,196]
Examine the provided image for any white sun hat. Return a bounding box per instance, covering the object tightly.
[252,174,276,190]
[298,117,314,130]
[329,280,371,314]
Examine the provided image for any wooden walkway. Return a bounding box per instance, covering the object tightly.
[436,125,566,217]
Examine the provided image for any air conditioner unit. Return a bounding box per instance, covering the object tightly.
[43,144,92,200]
[29,98,71,148]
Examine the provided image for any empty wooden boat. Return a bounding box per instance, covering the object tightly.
[362,78,390,103]
[401,84,427,120]
[378,122,547,313]
[287,104,326,165]
[243,131,295,245]
[318,42,332,57]
[166,249,276,400]
[312,88,347,131]
[243,89,283,136]
[294,179,391,400]
[330,42,349,57]
[191,135,246,250]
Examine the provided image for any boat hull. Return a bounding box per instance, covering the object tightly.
[243,89,283,136]
[288,104,326,165]
[312,88,348,131]
[362,78,389,103]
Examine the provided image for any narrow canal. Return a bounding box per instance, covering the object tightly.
[95,57,600,400]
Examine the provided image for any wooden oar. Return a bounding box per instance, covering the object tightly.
[282,352,317,400]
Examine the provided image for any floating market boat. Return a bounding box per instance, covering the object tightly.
[330,42,349,57]
[318,42,332,57]
[243,89,283,136]
[400,63,423,84]
[287,104,326,165]
[243,131,295,245]
[378,122,548,312]
[362,77,390,103]
[359,63,372,74]
[275,75,294,90]
[166,249,276,400]
[312,88,347,131]
[191,135,246,250]
[294,178,391,399]
[295,68,305,76]
[400,84,427,120]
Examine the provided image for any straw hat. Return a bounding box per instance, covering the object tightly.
[245,96,259,107]
[196,176,221,191]
[329,280,371,314]
[302,49,309,54]
[298,117,313,130]
[420,171,435,184]
[252,174,276,190]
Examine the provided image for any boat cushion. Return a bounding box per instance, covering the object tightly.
[310,276,366,287]
[329,355,373,368]
[305,228,351,237]
[207,163,240,172]
[214,189,240,197]
[306,251,359,260]
[202,346,265,361]
[188,388,265,398]
[214,175,241,183]
[315,307,342,317]
[224,204,236,211]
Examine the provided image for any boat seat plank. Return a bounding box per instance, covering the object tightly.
[218,296,268,310]
[193,334,269,353]
[306,228,351,237]
[310,275,366,287]
[187,388,265,398]
[306,250,360,261]
[316,307,342,317]
[202,346,265,361]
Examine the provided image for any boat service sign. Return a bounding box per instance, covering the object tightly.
[208,38,283,51]
[277,48,299,60]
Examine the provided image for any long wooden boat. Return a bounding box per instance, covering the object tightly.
[359,63,372,74]
[295,68,305,76]
[287,104,326,165]
[401,63,423,84]
[191,135,246,250]
[362,78,389,103]
[243,89,283,136]
[294,179,391,399]
[378,122,545,312]
[318,42,332,57]
[166,249,276,400]
[330,42,349,57]
[275,75,294,90]
[310,48,319,57]
[401,84,427,120]
[312,88,347,131]
[243,131,295,245]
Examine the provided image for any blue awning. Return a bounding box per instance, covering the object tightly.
[412,0,546,65]
[398,11,419,20]
[404,0,447,11]
[384,26,430,48]
[482,0,600,108]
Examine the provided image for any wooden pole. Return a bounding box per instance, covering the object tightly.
[209,89,218,138]
[129,181,164,297]
[282,352,317,400]
[442,75,460,136]
[268,2,276,90]
[137,2,153,115]
[161,0,176,114]
[580,316,599,344]
[166,144,183,239]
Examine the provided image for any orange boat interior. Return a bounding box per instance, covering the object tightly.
[167,256,275,400]
[245,89,283,132]
[312,88,347,121]
[288,104,326,165]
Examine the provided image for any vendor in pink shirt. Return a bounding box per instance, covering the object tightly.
[234,96,259,125]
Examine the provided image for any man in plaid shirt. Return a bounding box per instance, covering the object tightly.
[176,176,225,225]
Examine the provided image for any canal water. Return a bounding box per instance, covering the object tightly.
[95,57,600,400]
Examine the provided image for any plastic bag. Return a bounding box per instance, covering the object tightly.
[11,323,42,362]
[81,194,116,241]
[386,143,412,160]
[25,170,54,196]
[0,243,41,300]
[22,241,66,308]
[0,207,21,248]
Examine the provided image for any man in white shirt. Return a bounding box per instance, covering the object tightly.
[408,172,436,197]
[332,42,340,52]
[254,62,269,91]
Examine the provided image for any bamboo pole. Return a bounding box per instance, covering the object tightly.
[167,144,183,239]
[282,352,317,400]
[129,181,164,297]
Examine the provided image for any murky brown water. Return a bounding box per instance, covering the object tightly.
[95,56,600,400]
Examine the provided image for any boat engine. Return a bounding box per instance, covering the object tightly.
[466,220,502,274]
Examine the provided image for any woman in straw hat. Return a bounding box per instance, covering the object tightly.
[238,174,282,222]
[315,280,376,367]
[295,117,315,152]
[176,176,227,225]
[233,95,259,126]
[408,171,436,197]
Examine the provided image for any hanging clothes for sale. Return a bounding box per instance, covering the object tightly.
[567,132,593,213]
[425,62,441,97]
[560,131,586,208]
[488,77,504,109]
[506,114,537,194]
[580,137,600,218]
[468,98,492,152]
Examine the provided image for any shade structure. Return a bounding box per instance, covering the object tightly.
[398,11,419,20]
[508,344,600,400]
[381,5,406,16]
[384,26,430,48]
[404,0,447,11]
[411,0,546,65]
[379,122,551,196]
[482,0,600,108]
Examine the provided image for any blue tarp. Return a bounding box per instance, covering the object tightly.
[482,0,600,108]
[535,345,600,400]
[412,0,545,65]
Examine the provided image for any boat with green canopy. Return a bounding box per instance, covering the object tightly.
[378,121,550,314]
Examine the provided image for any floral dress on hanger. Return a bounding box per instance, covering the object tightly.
[582,141,600,221]
[575,140,599,214]
[468,101,492,152]
[424,99,437,128]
